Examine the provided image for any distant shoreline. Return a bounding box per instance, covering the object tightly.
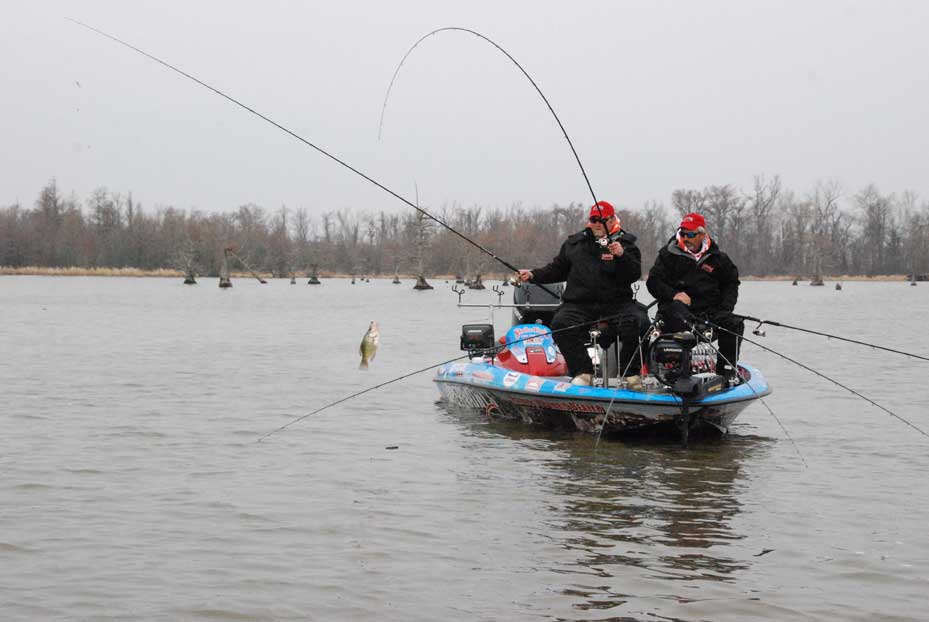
[0,266,916,282]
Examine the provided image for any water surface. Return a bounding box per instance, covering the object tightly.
[1,277,927,621]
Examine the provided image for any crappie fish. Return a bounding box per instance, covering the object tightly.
[359,321,380,369]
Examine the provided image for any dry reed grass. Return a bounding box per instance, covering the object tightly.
[0,266,184,277]
[0,266,912,281]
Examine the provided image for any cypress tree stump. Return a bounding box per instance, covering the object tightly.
[468,273,485,290]
[413,275,433,290]
[219,250,232,288]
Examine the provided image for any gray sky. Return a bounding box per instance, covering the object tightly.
[2,1,927,217]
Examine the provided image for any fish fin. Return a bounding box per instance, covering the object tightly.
[359,359,368,370]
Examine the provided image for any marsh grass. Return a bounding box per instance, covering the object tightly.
[0,266,184,277]
[0,266,912,281]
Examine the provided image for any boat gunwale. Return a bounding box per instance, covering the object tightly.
[434,362,772,407]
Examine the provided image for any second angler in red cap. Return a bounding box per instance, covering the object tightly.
[517,202,649,386]
[678,212,706,231]
[646,213,745,381]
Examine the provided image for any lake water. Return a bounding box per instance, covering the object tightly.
[2,276,928,621]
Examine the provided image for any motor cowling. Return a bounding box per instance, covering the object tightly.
[649,331,698,386]
[495,324,568,376]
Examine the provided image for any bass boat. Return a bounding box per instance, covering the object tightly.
[435,287,771,442]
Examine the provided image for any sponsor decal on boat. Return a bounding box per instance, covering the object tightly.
[503,371,521,387]
[510,326,545,345]
[553,382,571,392]
[525,379,543,392]
[448,363,466,377]
[471,370,495,384]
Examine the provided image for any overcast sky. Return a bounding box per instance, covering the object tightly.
[2,1,927,218]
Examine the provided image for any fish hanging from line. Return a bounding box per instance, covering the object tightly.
[359,321,380,369]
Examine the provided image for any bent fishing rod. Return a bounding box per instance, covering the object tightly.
[258,309,637,441]
[378,28,651,273]
[705,319,929,439]
[67,18,561,299]
[378,26,599,207]
[736,314,929,362]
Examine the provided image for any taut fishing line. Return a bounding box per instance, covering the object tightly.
[683,319,807,467]
[737,314,929,362]
[708,321,929,438]
[66,18,561,299]
[259,310,638,441]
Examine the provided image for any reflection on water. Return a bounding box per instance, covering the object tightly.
[444,405,771,613]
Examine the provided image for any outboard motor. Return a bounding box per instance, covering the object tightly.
[650,332,726,398]
[650,330,727,447]
[512,282,563,326]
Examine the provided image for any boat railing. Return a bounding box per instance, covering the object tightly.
[456,302,560,326]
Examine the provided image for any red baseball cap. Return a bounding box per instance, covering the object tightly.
[589,201,615,220]
[679,212,706,231]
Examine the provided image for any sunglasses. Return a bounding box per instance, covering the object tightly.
[589,215,614,224]
[680,230,702,239]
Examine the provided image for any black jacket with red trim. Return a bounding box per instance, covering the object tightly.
[646,237,740,314]
[531,228,641,305]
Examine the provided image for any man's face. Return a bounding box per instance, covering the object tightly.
[589,215,616,237]
[680,229,705,251]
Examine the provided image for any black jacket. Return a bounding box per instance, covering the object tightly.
[646,237,740,314]
[531,228,642,305]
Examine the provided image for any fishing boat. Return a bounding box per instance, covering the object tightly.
[435,287,771,441]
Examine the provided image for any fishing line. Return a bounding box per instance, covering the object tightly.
[736,314,929,362]
[595,318,659,449]
[258,310,635,441]
[707,321,929,439]
[685,320,807,467]
[66,18,561,300]
[378,26,598,206]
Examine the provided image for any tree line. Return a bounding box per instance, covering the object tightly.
[1,176,927,278]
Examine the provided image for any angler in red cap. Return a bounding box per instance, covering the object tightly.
[646,213,744,380]
[517,201,648,386]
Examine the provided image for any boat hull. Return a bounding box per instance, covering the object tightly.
[435,362,771,435]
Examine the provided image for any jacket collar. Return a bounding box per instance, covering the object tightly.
[666,236,719,264]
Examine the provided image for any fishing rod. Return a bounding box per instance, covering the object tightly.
[258,309,638,441]
[378,26,599,207]
[67,18,562,300]
[378,27,649,273]
[736,314,929,362]
[706,319,929,439]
